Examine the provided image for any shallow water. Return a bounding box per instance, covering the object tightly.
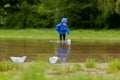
[0,39,120,62]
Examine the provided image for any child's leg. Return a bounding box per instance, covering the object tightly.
[60,34,62,41]
[60,34,66,42]
[63,34,66,41]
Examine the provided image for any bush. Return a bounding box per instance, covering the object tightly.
[3,1,54,29]
[1,0,120,29]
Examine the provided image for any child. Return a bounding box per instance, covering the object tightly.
[55,18,70,42]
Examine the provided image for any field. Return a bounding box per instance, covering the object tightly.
[0,29,120,80]
[0,29,119,43]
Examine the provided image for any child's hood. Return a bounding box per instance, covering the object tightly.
[61,18,68,23]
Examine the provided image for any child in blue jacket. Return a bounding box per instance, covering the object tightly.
[55,18,70,42]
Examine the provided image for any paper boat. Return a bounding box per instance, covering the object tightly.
[10,56,27,63]
[67,39,71,45]
[49,56,58,64]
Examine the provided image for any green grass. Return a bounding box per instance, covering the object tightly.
[107,59,120,73]
[0,29,119,43]
[0,59,120,80]
[85,58,97,68]
[0,29,57,40]
[0,61,23,71]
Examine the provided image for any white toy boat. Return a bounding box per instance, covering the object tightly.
[67,39,71,45]
[10,56,27,63]
[49,56,58,64]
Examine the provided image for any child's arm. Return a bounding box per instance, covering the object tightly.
[55,26,59,32]
[66,26,70,35]
[55,23,61,32]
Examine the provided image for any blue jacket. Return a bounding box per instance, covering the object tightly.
[55,18,70,35]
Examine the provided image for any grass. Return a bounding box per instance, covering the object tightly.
[0,59,120,80]
[107,59,120,73]
[0,29,119,43]
[48,63,82,75]
[85,58,96,68]
[0,61,23,71]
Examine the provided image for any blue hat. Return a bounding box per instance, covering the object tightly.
[61,18,68,23]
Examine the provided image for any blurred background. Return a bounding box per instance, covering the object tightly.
[0,0,120,29]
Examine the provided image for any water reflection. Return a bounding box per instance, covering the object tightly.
[55,42,71,63]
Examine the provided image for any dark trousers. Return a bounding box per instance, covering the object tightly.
[60,34,66,41]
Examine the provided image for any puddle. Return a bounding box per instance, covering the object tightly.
[0,39,120,62]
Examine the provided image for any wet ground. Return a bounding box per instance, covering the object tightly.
[0,39,120,62]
